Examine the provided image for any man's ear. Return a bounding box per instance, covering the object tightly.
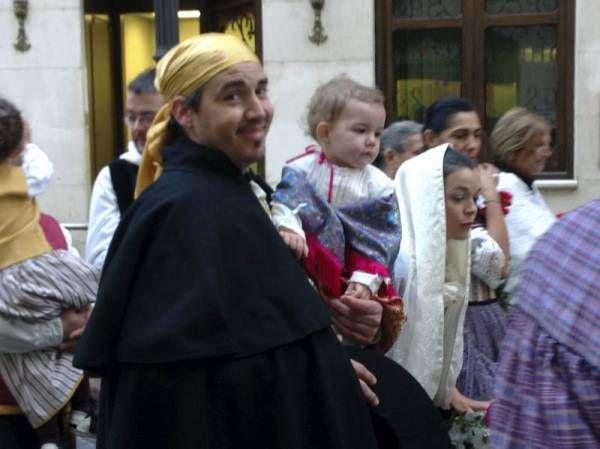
[315,121,330,144]
[422,130,437,147]
[170,96,192,129]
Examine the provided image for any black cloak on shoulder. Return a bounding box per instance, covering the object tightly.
[75,135,333,369]
[73,133,381,449]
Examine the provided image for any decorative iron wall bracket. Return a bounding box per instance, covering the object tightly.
[13,0,31,52]
[308,0,327,45]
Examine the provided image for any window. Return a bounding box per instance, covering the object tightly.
[376,0,575,178]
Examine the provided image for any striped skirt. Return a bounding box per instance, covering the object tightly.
[0,350,82,428]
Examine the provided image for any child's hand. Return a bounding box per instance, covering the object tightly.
[278,227,308,259]
[345,282,371,300]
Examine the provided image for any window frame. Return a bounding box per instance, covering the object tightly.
[375,0,575,179]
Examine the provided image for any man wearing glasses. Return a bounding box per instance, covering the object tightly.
[85,68,164,270]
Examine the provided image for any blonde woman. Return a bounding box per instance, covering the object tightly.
[490,107,556,298]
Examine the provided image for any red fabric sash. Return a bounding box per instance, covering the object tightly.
[303,232,401,302]
[39,213,68,250]
[0,381,17,409]
[303,233,345,298]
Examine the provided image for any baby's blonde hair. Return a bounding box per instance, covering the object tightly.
[306,75,384,140]
[490,107,551,165]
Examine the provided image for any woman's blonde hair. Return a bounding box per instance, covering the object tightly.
[306,75,384,140]
[490,107,551,165]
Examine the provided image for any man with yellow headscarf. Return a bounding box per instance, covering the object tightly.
[74,33,382,449]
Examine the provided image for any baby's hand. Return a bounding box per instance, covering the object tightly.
[345,282,371,300]
[278,227,308,260]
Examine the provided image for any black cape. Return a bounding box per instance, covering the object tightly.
[74,134,381,449]
[75,135,334,369]
[346,347,453,449]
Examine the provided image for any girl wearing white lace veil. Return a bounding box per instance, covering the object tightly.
[388,144,479,409]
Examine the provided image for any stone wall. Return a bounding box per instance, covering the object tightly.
[0,0,89,250]
[262,0,600,214]
[262,0,376,185]
[539,0,600,213]
[0,0,597,254]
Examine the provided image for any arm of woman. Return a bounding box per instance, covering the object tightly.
[479,163,510,276]
[471,227,506,289]
[0,308,89,353]
[0,316,62,353]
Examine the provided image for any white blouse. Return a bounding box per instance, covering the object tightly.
[271,150,394,293]
[497,172,556,297]
[85,142,141,270]
[470,226,505,302]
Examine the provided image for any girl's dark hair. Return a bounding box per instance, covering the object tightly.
[443,146,476,178]
[423,96,476,135]
[0,98,24,163]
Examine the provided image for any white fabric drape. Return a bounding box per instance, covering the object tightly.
[388,144,470,408]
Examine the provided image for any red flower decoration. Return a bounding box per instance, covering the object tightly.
[498,190,513,215]
[477,190,513,219]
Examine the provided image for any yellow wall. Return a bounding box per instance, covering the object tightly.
[121,14,156,88]
[121,16,201,88]
[85,14,201,154]
[119,15,201,145]
[84,15,117,178]
[180,18,200,41]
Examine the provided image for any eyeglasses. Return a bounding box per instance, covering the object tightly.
[124,112,156,127]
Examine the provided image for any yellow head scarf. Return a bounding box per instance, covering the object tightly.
[0,164,51,270]
[135,33,260,197]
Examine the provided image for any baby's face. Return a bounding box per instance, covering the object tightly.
[320,99,386,169]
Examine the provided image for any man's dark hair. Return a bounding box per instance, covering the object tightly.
[165,86,205,144]
[423,96,476,135]
[127,68,158,95]
[0,98,24,163]
[184,87,203,111]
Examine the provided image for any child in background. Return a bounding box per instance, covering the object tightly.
[271,76,404,352]
[0,98,97,449]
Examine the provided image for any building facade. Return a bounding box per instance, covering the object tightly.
[0,0,598,251]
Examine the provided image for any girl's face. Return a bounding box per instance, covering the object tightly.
[511,130,552,178]
[444,167,480,240]
[319,99,386,169]
[426,111,482,161]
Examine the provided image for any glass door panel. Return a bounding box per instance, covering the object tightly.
[393,28,462,122]
[485,0,557,15]
[485,25,559,169]
[393,0,462,18]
